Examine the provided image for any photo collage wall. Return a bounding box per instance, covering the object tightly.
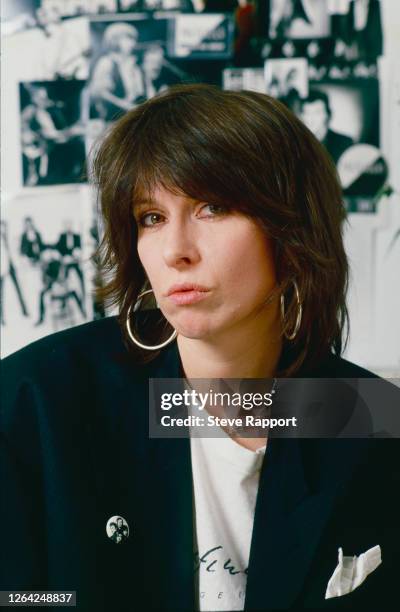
[1,0,388,356]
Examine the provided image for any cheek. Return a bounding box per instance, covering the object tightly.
[223,229,276,293]
[137,240,155,279]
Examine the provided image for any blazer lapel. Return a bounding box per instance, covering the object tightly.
[245,437,371,610]
[142,342,195,610]
[84,338,194,610]
[147,436,195,610]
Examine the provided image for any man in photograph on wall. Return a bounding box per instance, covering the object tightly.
[141,44,186,99]
[142,45,169,99]
[55,221,86,304]
[20,217,44,266]
[299,89,353,164]
[35,248,86,327]
[0,221,29,326]
[20,84,85,186]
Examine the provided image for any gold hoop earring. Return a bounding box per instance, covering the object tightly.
[126,289,177,351]
[280,280,302,341]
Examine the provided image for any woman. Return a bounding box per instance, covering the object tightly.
[89,23,145,122]
[1,85,398,611]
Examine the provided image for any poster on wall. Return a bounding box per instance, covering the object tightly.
[297,78,380,165]
[87,16,189,122]
[117,0,197,11]
[260,0,382,81]
[269,0,331,40]
[1,1,117,37]
[337,144,389,212]
[296,77,381,212]
[19,80,87,187]
[1,189,94,358]
[223,68,266,93]
[39,0,118,18]
[37,0,197,15]
[1,0,38,36]
[261,37,335,82]
[264,57,308,109]
[9,16,90,81]
[329,0,383,63]
[168,13,234,59]
[1,1,201,37]
[258,0,334,83]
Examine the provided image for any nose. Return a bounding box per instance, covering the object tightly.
[162,217,201,268]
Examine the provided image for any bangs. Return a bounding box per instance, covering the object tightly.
[126,90,277,217]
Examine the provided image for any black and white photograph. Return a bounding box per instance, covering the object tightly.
[264,57,308,109]
[297,79,379,165]
[18,16,90,81]
[330,0,383,63]
[39,0,118,17]
[19,80,87,186]
[1,189,93,358]
[168,13,234,59]
[1,0,39,36]
[269,0,331,39]
[106,516,129,543]
[261,37,335,83]
[2,2,91,81]
[117,0,197,10]
[223,67,266,93]
[337,143,388,212]
[87,17,189,121]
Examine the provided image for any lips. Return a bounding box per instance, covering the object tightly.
[166,283,209,296]
[166,283,210,306]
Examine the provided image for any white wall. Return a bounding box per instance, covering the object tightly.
[343,0,400,376]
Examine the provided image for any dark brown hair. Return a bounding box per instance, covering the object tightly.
[92,83,348,375]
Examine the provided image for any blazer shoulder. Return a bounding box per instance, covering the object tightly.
[2,317,123,369]
[0,318,149,440]
[1,316,181,403]
[315,353,380,378]
[0,318,136,404]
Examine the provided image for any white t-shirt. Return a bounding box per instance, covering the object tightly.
[190,428,266,611]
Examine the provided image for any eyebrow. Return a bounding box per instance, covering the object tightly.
[132,200,168,218]
[133,196,201,212]
[133,199,156,211]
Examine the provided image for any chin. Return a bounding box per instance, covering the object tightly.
[175,325,214,340]
[171,315,216,340]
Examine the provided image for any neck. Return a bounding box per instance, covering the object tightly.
[318,124,329,142]
[176,302,282,453]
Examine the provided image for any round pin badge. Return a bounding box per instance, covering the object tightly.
[106,516,129,543]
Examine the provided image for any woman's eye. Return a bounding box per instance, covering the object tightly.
[199,203,227,217]
[139,212,163,227]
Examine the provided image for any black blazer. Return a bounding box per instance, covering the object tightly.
[55,232,81,257]
[1,317,399,611]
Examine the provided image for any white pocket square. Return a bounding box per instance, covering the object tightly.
[325,545,382,599]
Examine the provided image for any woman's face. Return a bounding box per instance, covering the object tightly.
[135,186,278,342]
[118,35,136,56]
